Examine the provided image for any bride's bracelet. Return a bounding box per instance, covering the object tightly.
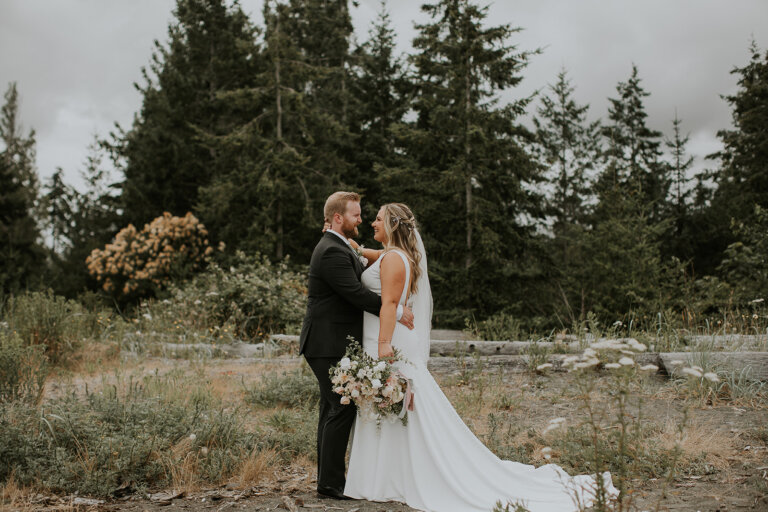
[378,339,391,345]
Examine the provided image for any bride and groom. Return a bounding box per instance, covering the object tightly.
[299,191,615,512]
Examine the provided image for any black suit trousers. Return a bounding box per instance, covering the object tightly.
[305,355,357,491]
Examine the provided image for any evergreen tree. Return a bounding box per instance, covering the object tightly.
[348,1,411,226]
[662,112,696,262]
[600,65,668,222]
[532,69,601,325]
[575,188,670,319]
[708,42,768,241]
[533,68,601,229]
[0,82,44,293]
[112,0,262,227]
[43,142,120,297]
[383,0,543,319]
[197,0,344,261]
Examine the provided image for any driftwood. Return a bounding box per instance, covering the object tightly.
[659,352,768,381]
[426,353,661,373]
[429,340,579,356]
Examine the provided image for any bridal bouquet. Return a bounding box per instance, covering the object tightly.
[330,337,414,426]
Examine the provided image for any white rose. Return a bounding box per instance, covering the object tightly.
[371,378,383,389]
[351,389,360,398]
[340,396,351,405]
[339,357,352,370]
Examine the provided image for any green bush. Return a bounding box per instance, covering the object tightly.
[160,251,306,340]
[465,311,523,341]
[0,371,255,496]
[2,290,95,363]
[0,331,48,403]
[244,367,319,409]
[255,408,317,462]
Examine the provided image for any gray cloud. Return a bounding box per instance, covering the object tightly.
[1,0,765,190]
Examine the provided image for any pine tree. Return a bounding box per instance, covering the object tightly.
[600,65,668,222]
[348,1,411,226]
[709,42,768,233]
[662,112,695,262]
[43,141,120,297]
[196,0,344,261]
[533,68,601,229]
[383,0,543,318]
[0,82,44,293]
[113,0,262,227]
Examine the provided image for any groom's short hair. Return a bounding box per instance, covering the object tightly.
[324,191,360,222]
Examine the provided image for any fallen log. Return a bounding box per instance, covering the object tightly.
[659,352,768,381]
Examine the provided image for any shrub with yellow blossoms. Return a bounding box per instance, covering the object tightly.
[86,212,214,301]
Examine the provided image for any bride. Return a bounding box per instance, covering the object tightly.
[343,203,617,512]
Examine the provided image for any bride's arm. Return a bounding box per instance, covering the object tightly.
[349,239,383,266]
[378,253,406,359]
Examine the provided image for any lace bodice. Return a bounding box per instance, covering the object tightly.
[361,249,410,305]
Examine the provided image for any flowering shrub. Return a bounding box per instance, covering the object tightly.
[86,212,214,301]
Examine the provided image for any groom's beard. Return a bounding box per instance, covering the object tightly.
[341,223,358,239]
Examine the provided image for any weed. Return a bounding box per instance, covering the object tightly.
[2,291,96,364]
[0,331,47,403]
[244,366,319,409]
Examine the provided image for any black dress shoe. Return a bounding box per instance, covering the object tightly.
[316,486,352,500]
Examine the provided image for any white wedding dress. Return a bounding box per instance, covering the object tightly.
[344,247,617,512]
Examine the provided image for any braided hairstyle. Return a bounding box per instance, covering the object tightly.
[380,203,422,297]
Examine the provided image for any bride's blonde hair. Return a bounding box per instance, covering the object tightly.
[380,203,422,297]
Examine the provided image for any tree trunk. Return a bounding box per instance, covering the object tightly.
[464,56,472,270]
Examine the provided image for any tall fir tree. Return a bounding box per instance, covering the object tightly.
[705,42,768,272]
[112,0,262,227]
[600,65,668,222]
[196,0,346,261]
[0,82,44,293]
[348,1,411,227]
[532,69,602,324]
[383,0,543,320]
[533,68,601,230]
[662,112,696,263]
[43,141,120,297]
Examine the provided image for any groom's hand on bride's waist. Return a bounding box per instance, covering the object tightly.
[399,306,414,330]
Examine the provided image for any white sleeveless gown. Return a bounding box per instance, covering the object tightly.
[344,250,616,512]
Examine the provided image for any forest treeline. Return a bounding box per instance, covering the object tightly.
[2,0,767,330]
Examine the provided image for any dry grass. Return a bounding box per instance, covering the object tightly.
[1,474,26,509]
[61,340,121,375]
[232,449,279,489]
[164,437,203,494]
[657,419,737,471]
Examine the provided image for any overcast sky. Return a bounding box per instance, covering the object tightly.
[1,0,766,191]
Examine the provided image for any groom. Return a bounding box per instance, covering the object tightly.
[300,191,413,500]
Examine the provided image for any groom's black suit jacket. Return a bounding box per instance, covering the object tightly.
[299,232,382,357]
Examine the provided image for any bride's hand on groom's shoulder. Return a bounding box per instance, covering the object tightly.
[399,306,414,330]
[322,220,330,233]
